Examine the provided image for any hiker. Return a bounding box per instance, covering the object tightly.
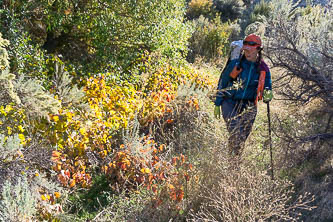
[214,34,273,156]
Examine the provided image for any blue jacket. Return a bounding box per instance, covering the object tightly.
[214,58,272,106]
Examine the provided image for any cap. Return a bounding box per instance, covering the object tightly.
[243,34,262,50]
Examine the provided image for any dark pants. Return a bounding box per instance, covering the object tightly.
[222,99,257,156]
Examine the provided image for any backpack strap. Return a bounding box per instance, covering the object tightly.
[255,60,269,105]
[255,70,266,105]
[229,55,244,80]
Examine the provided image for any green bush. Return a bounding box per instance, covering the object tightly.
[250,0,271,23]
[0,177,37,222]
[263,0,333,118]
[186,0,216,20]
[187,15,232,63]
[213,0,245,22]
[262,1,333,220]
[0,134,23,162]
[2,0,192,76]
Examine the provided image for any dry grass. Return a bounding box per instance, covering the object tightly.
[139,78,316,221]
[253,66,333,221]
[188,155,316,221]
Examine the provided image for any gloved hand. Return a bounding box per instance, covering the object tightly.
[214,105,221,119]
[263,89,273,103]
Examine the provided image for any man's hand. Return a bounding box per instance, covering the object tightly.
[263,89,273,103]
[214,105,221,119]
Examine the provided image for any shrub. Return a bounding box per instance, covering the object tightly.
[48,59,214,189]
[213,0,245,22]
[0,173,65,221]
[188,148,316,221]
[0,69,21,106]
[2,0,192,75]
[191,167,315,221]
[0,133,23,162]
[258,2,333,220]
[0,177,37,222]
[261,0,333,154]
[0,33,21,105]
[269,100,333,221]
[263,0,333,109]
[0,32,63,120]
[250,0,272,23]
[186,0,216,20]
[187,15,232,63]
[47,75,140,188]
[94,80,213,221]
[262,0,333,175]
[0,33,10,70]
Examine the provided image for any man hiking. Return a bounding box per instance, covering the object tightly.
[214,34,273,156]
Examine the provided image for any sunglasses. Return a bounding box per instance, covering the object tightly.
[243,41,259,46]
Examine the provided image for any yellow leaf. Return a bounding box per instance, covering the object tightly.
[18,125,24,132]
[69,179,76,188]
[79,127,86,135]
[18,134,25,142]
[5,105,13,113]
[102,134,107,143]
[52,115,59,122]
[7,126,12,135]
[140,168,151,174]
[41,195,47,201]
[0,106,5,115]
[66,112,73,121]
[103,165,108,173]
[168,184,175,190]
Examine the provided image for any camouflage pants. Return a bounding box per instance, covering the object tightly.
[221,99,257,156]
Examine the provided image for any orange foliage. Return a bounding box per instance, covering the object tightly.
[101,136,194,205]
[45,58,211,195]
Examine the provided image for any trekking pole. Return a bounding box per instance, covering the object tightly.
[267,102,274,180]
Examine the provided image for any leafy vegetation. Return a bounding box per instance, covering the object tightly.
[213,0,245,22]
[186,0,216,20]
[187,15,232,63]
[250,0,271,23]
[0,0,331,221]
